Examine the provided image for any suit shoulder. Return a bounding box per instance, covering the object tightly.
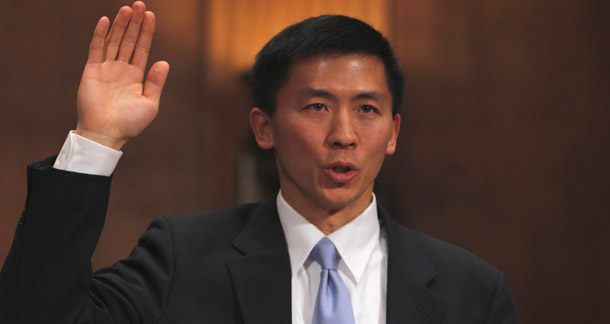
[399,225,502,281]
[159,202,263,241]
[165,202,261,224]
[394,225,517,321]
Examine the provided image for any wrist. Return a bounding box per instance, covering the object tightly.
[74,127,127,151]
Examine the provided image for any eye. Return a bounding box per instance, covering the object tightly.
[307,103,327,112]
[360,105,378,114]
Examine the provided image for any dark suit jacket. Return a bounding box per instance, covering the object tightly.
[0,157,517,323]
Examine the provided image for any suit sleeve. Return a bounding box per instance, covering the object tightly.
[485,271,518,324]
[0,157,174,324]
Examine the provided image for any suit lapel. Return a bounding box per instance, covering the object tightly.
[380,206,446,324]
[228,198,292,324]
[226,199,446,323]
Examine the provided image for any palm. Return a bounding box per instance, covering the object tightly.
[76,2,169,150]
[78,61,155,141]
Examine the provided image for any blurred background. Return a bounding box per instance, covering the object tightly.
[1,0,608,322]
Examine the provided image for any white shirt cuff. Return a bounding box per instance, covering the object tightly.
[53,131,123,176]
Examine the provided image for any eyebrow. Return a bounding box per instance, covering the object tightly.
[298,87,387,102]
[298,88,335,100]
[353,91,387,101]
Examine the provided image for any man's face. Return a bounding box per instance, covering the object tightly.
[251,54,400,217]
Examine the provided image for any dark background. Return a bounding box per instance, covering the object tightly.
[1,1,608,323]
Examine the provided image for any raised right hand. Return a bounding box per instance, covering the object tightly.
[76,1,169,150]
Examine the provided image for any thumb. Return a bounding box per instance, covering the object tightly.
[143,61,170,104]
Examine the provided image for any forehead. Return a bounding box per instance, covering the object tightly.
[279,54,390,97]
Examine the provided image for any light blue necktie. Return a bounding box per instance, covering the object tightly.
[311,237,356,324]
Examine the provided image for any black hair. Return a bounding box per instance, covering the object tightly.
[251,15,405,116]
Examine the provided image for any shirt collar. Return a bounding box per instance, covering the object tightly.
[277,191,380,284]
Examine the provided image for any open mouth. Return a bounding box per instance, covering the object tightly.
[325,164,358,184]
[332,165,352,173]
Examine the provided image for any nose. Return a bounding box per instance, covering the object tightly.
[327,109,357,148]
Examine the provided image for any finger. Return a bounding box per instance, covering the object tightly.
[143,61,170,104]
[104,6,132,61]
[87,17,110,64]
[131,11,155,71]
[117,1,146,62]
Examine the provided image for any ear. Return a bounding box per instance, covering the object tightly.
[385,114,401,155]
[249,107,275,150]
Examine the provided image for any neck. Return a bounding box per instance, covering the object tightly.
[307,213,358,236]
[280,191,374,235]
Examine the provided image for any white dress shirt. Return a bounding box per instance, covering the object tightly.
[54,131,388,324]
[277,192,388,324]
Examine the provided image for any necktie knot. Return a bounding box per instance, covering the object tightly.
[311,237,337,270]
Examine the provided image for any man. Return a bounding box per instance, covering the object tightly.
[0,1,517,323]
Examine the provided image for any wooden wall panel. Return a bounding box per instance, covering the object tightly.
[387,0,609,323]
[0,0,206,270]
[1,1,607,323]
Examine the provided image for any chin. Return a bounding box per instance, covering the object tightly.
[317,188,361,210]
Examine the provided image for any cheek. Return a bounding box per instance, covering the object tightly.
[362,123,391,146]
[361,125,396,162]
[273,132,299,175]
[275,119,324,150]
[273,123,324,186]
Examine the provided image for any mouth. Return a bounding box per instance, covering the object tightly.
[331,165,353,173]
[324,162,358,184]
